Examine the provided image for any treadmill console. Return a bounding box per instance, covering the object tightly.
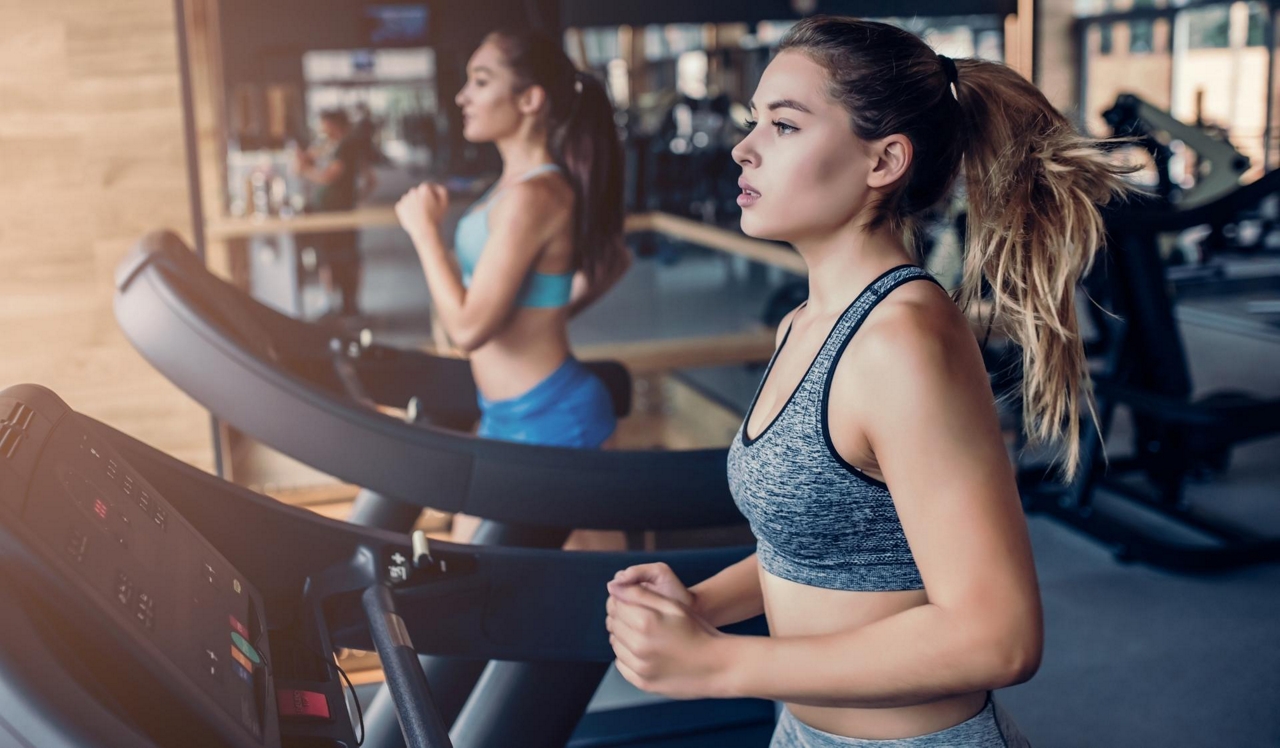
[0,387,279,747]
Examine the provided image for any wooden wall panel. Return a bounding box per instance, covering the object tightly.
[0,0,213,470]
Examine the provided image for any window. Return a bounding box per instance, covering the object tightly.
[1187,5,1231,49]
[1247,3,1267,47]
[1130,19,1155,54]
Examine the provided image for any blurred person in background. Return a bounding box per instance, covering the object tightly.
[395,29,632,548]
[296,107,377,318]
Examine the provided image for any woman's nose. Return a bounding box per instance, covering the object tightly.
[731,136,755,168]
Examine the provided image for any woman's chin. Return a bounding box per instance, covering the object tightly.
[739,212,782,242]
[461,125,491,144]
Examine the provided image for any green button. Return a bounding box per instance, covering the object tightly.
[230,631,261,665]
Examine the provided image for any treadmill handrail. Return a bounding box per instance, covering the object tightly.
[114,232,744,530]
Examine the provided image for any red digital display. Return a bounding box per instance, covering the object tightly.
[93,498,108,520]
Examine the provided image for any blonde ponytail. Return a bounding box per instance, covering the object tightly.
[952,60,1135,476]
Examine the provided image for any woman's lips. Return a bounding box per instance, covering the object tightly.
[737,178,761,208]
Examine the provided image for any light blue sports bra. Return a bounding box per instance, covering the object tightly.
[454,163,574,309]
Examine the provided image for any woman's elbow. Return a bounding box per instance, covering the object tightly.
[998,639,1042,688]
[450,330,489,354]
[447,320,496,353]
[986,622,1042,688]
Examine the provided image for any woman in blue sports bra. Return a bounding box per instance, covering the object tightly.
[394,29,630,454]
[603,17,1134,747]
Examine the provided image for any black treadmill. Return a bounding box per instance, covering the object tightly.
[0,384,773,748]
[113,231,739,535]
[113,232,769,747]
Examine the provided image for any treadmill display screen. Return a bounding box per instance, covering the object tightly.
[20,421,269,742]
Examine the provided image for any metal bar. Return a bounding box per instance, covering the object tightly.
[1266,3,1277,171]
[1075,19,1090,133]
[173,0,224,478]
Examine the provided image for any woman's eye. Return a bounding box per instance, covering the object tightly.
[742,118,757,131]
[773,121,797,135]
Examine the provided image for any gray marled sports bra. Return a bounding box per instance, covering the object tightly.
[728,265,942,592]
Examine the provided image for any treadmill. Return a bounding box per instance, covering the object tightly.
[112,231,738,536]
[113,232,767,747]
[0,383,774,748]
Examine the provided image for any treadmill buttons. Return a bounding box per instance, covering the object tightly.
[277,689,331,721]
[229,644,254,678]
[229,614,249,640]
[230,631,261,666]
[65,528,88,562]
[202,646,220,679]
[115,572,133,606]
[384,546,412,584]
[135,591,154,630]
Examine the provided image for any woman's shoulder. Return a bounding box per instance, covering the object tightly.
[844,280,973,380]
[831,280,989,434]
[492,172,574,225]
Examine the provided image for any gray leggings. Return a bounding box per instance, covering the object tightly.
[772,696,1031,748]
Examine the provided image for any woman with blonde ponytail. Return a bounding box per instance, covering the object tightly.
[605,16,1132,747]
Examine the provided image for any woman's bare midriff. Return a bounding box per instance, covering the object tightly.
[760,569,988,740]
[456,302,625,551]
[468,306,572,401]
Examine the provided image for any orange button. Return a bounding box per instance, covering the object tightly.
[229,644,253,674]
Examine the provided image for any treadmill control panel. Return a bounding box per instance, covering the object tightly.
[3,392,273,745]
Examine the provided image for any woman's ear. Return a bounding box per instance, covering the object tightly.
[517,84,548,117]
[866,134,913,190]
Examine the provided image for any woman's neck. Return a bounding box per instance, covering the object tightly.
[495,132,554,181]
[791,219,915,317]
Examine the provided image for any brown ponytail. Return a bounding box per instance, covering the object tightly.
[485,30,627,285]
[780,16,1136,477]
[558,72,627,285]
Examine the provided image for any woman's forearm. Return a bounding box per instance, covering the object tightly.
[722,602,1039,708]
[689,554,765,629]
[408,227,467,338]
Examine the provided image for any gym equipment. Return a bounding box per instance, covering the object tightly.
[0,383,773,748]
[114,231,767,747]
[1105,96,1280,281]
[1103,93,1251,210]
[625,91,747,225]
[114,231,736,535]
[1019,177,1280,572]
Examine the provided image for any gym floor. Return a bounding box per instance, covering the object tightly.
[335,214,1280,747]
